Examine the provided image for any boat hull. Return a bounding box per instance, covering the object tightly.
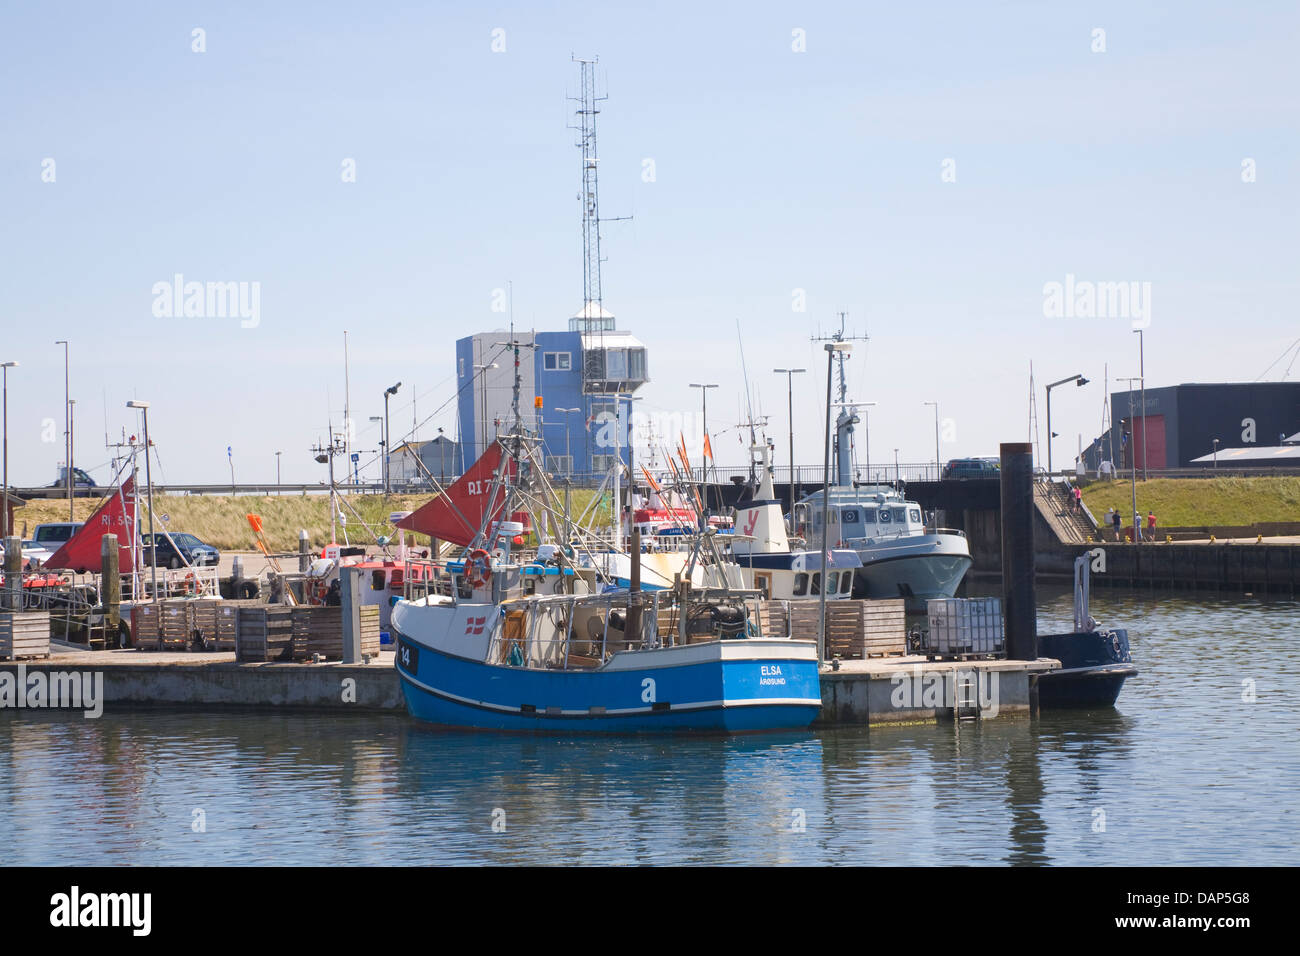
[853,550,973,609]
[393,633,821,734]
[1037,629,1137,708]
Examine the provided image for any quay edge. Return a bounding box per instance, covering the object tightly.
[2,650,1059,726]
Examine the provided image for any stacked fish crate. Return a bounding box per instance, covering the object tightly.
[159,602,192,651]
[786,599,907,659]
[925,597,1006,661]
[0,611,51,660]
[131,603,162,649]
[235,606,308,662]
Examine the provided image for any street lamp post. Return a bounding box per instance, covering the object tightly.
[437,427,446,482]
[773,368,806,510]
[1,362,16,539]
[276,451,282,494]
[689,383,718,512]
[1133,329,1147,480]
[1045,374,1090,475]
[126,401,157,603]
[894,448,900,484]
[1212,438,1220,470]
[554,408,579,478]
[369,416,384,488]
[383,382,401,494]
[858,402,878,483]
[820,343,851,664]
[56,340,71,518]
[473,363,498,462]
[924,401,940,480]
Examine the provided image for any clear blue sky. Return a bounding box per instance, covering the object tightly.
[2,1,1296,484]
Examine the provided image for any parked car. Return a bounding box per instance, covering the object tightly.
[47,467,98,496]
[31,522,84,550]
[141,532,220,569]
[942,458,1001,480]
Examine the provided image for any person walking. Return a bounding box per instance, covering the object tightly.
[1072,483,1083,515]
[1110,507,1122,542]
[1147,510,1157,537]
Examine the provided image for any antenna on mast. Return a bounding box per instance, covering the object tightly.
[569,56,631,336]
[811,312,870,485]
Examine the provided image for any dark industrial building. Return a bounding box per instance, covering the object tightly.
[1082,382,1300,470]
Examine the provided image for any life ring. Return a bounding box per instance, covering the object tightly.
[464,548,492,589]
[181,572,198,594]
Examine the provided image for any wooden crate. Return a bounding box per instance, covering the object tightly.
[303,606,344,659]
[358,605,381,658]
[131,603,161,649]
[787,599,907,658]
[0,611,51,660]
[159,602,192,651]
[756,600,790,638]
[190,601,219,649]
[860,599,907,658]
[236,606,298,662]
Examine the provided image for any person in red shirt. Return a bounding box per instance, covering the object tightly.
[1147,511,1157,534]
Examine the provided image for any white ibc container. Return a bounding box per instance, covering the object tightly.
[927,597,1005,656]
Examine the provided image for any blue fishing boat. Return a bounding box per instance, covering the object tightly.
[389,433,822,734]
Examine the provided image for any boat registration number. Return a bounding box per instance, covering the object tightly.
[398,641,419,673]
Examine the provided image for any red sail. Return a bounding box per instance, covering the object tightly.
[44,477,138,573]
[395,443,518,547]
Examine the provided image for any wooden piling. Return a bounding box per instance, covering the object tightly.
[626,528,642,644]
[999,442,1039,714]
[101,533,121,632]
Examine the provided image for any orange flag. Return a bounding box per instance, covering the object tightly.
[702,433,714,461]
[641,466,662,494]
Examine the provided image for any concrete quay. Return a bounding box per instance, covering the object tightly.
[1,646,1058,726]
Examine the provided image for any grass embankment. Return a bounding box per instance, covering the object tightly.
[15,489,615,551]
[1081,477,1300,528]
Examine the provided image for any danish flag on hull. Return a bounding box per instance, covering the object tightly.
[44,477,138,574]
[395,442,530,547]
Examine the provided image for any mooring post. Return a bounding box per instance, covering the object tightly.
[298,529,310,573]
[340,565,362,664]
[627,528,642,644]
[999,442,1039,711]
[3,536,20,611]
[101,533,121,634]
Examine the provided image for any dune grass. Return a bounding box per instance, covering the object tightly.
[1081,476,1300,528]
[14,487,616,551]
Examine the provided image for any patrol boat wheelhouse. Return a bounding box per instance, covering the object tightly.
[794,485,971,609]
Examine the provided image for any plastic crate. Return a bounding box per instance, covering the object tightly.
[926,597,1005,658]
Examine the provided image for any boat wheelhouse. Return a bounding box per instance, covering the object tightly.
[794,485,972,609]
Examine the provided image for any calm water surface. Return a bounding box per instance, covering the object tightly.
[2,588,1296,865]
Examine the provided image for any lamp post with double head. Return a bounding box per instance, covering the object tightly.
[56,340,71,517]
[1,361,16,539]
[126,401,157,603]
[819,343,851,664]
[1045,374,1090,475]
[924,401,940,480]
[553,408,579,479]
[773,368,806,510]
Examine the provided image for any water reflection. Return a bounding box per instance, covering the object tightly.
[0,588,1295,865]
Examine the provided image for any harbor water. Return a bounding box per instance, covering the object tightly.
[1,587,1296,866]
